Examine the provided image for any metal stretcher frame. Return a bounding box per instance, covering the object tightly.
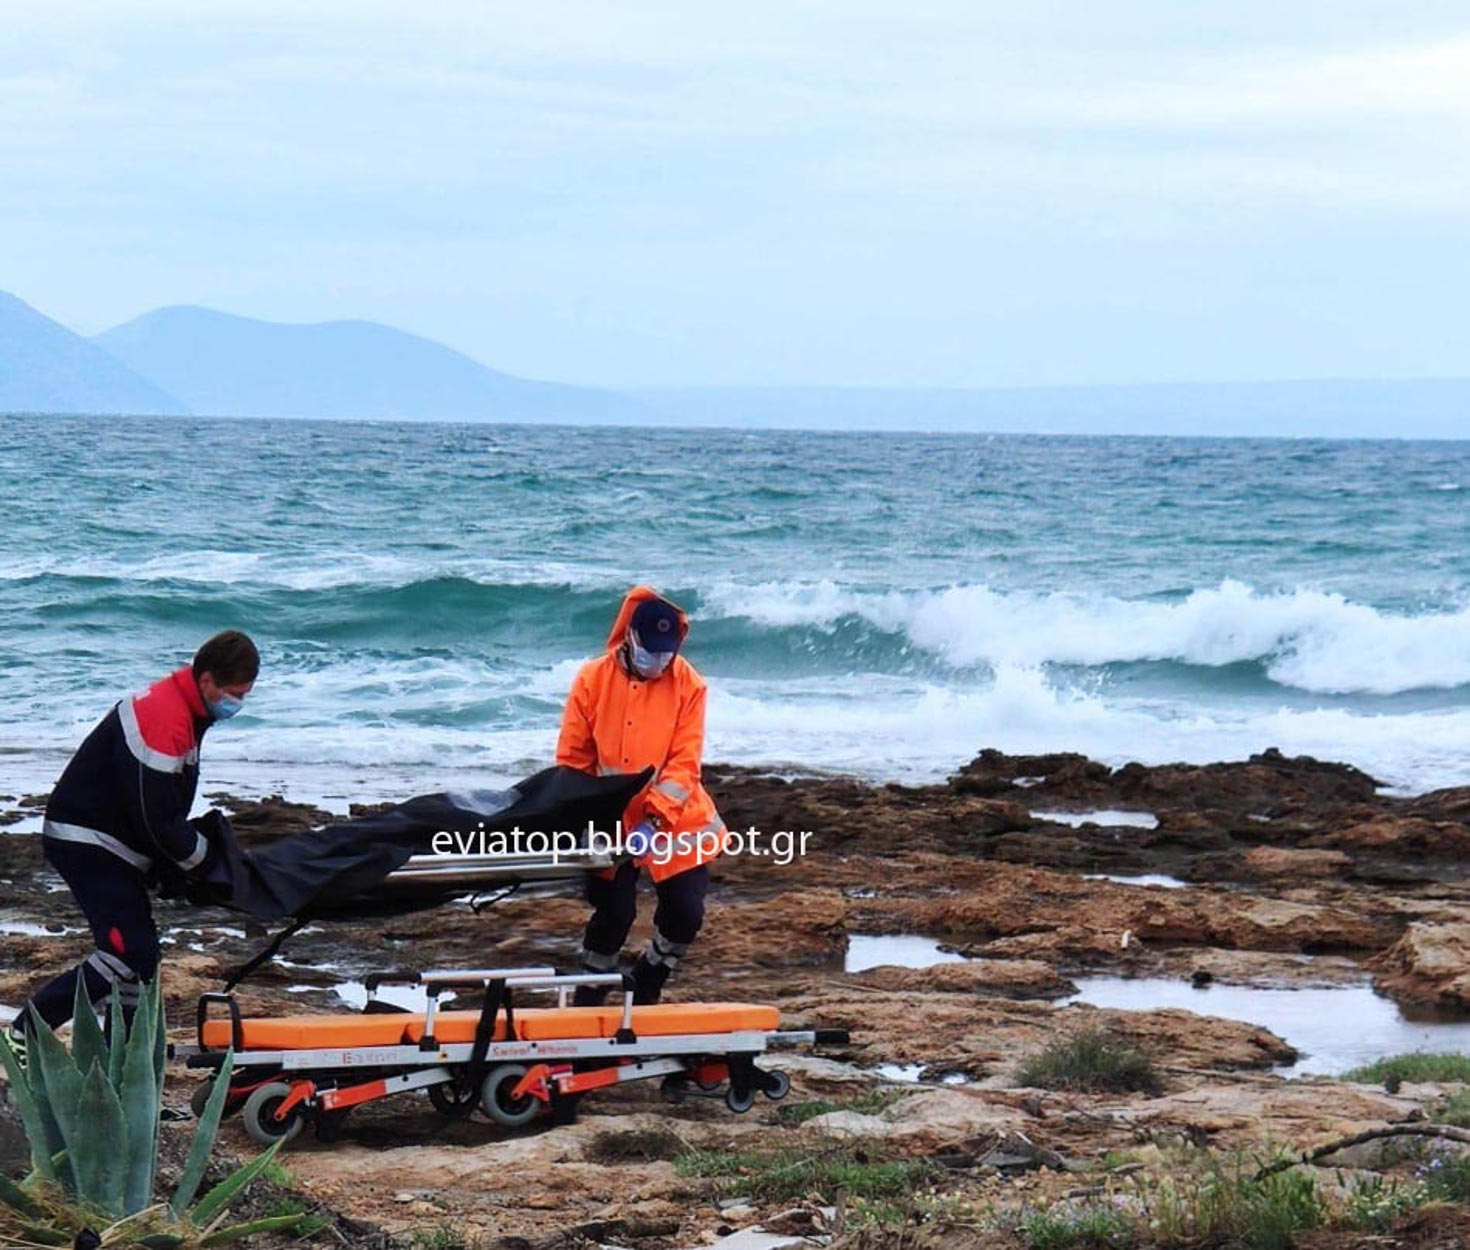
[171,967,850,1145]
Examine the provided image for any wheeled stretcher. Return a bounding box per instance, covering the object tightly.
[172,968,850,1145]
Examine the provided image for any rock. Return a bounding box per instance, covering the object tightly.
[854,959,1075,1000]
[704,890,848,968]
[1240,847,1353,881]
[1372,922,1470,1009]
[1326,817,1470,859]
[901,862,1393,954]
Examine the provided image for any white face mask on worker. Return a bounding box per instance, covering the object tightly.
[629,639,674,679]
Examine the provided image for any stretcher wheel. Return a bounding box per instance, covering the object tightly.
[189,1081,214,1120]
[242,1082,306,1145]
[190,1077,248,1120]
[480,1064,540,1128]
[429,1078,479,1117]
[695,1076,723,1092]
[761,1071,791,1101]
[725,1086,755,1114]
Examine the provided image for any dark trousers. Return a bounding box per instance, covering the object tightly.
[19,839,160,1033]
[579,861,709,1004]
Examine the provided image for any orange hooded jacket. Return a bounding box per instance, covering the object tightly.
[556,586,727,882]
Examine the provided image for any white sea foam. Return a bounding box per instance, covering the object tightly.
[702,578,1470,695]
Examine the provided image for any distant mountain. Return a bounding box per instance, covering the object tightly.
[95,306,650,424]
[634,381,1470,438]
[0,291,188,415]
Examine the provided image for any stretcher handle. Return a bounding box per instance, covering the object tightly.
[502,973,625,989]
[196,992,243,1053]
[419,966,559,986]
[814,1028,851,1045]
[364,966,557,991]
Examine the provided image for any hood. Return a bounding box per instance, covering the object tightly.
[605,585,690,651]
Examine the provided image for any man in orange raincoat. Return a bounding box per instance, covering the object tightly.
[556,586,727,1004]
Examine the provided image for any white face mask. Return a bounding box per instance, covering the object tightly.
[629,633,676,679]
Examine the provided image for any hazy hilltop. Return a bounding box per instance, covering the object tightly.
[0,291,188,416]
[94,305,650,424]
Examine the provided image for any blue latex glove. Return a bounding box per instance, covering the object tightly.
[624,821,655,858]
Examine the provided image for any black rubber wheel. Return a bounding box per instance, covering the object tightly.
[189,1080,214,1120]
[480,1064,540,1128]
[761,1070,791,1101]
[725,1085,756,1114]
[695,1074,723,1092]
[659,1075,688,1104]
[429,1079,479,1117]
[241,1082,305,1145]
[191,1078,250,1120]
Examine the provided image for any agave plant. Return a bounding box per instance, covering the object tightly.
[0,977,305,1247]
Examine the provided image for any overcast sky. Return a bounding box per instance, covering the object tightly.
[3,2,1469,388]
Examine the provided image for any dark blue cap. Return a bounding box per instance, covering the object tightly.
[631,598,682,652]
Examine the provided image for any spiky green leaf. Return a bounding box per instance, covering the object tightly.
[170,1051,234,1217]
[147,980,167,1096]
[119,987,161,1215]
[189,1139,283,1228]
[200,1211,320,1245]
[106,999,126,1089]
[70,1058,128,1218]
[0,1167,42,1217]
[69,978,107,1091]
[27,1010,81,1166]
[0,1026,55,1182]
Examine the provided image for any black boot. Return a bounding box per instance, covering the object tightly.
[630,954,671,1005]
[572,983,610,1008]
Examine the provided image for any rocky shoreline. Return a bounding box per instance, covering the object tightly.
[3,747,1469,1248]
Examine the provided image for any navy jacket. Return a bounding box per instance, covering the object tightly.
[44,666,212,874]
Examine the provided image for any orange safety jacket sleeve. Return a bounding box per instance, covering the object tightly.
[554,668,599,775]
[641,677,707,833]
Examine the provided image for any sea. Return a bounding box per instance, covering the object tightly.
[2,414,1468,817]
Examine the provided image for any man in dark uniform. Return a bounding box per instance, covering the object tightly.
[8,630,260,1055]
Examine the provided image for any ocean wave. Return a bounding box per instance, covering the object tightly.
[698,579,1470,696]
[0,551,632,594]
[8,660,1469,801]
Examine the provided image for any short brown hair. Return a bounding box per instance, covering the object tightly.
[193,630,260,685]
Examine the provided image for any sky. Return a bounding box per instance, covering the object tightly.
[3,2,1470,389]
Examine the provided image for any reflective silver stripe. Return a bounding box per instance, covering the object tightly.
[645,928,690,968]
[118,697,193,774]
[177,831,209,872]
[652,778,689,803]
[86,950,137,983]
[597,763,631,777]
[580,948,621,972]
[44,819,153,872]
[696,816,727,837]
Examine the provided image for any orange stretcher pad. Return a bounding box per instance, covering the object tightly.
[201,1002,781,1051]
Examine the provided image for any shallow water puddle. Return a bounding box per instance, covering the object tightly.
[0,919,84,936]
[846,933,970,974]
[331,980,432,1012]
[1082,873,1188,889]
[1033,809,1159,829]
[874,1062,926,1082]
[1067,977,1470,1076]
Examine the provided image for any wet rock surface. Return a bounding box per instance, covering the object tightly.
[1,748,1467,1247]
